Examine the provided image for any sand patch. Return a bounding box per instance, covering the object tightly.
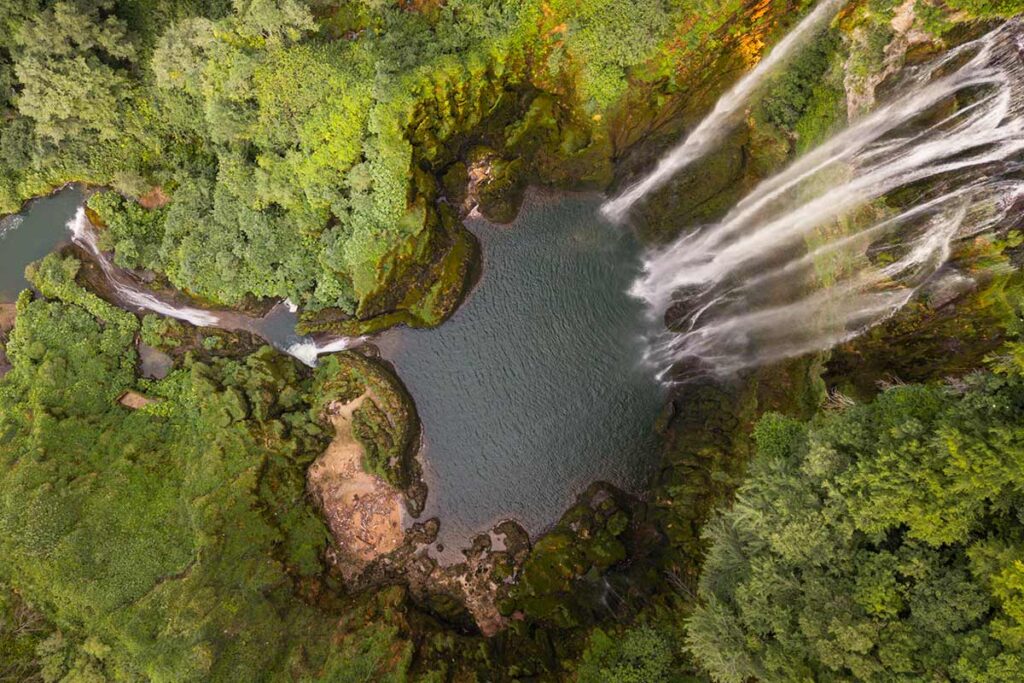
[0,303,16,335]
[137,186,170,209]
[308,393,406,579]
[0,303,16,377]
[118,391,156,410]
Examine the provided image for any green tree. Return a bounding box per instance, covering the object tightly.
[577,626,677,683]
[231,0,315,46]
[12,0,136,143]
[688,375,1024,682]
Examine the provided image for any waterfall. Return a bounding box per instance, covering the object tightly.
[601,0,844,221]
[285,337,364,367]
[634,21,1024,380]
[67,208,359,366]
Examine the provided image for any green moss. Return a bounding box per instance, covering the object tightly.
[300,204,476,336]
[504,483,637,629]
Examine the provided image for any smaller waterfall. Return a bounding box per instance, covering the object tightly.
[601,0,843,221]
[68,209,221,327]
[67,209,359,367]
[635,21,1024,380]
[285,337,363,367]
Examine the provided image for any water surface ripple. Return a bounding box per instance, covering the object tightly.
[379,193,664,553]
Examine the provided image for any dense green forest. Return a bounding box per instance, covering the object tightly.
[3,0,1024,681]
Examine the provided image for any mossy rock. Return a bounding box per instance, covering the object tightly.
[300,205,477,336]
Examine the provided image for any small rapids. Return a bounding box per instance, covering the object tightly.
[601,0,844,221]
[633,21,1024,380]
[67,208,358,366]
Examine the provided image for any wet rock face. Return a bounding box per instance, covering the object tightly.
[496,482,644,630]
[923,268,976,310]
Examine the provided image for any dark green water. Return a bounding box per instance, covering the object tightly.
[378,193,664,553]
[0,187,83,301]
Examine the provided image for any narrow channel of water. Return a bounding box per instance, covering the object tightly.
[378,192,665,554]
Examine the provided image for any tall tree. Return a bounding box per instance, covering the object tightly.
[689,375,1024,682]
[12,0,135,143]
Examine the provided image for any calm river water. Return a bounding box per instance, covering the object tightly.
[378,193,664,552]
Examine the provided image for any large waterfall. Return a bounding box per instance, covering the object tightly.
[68,209,359,366]
[634,21,1024,380]
[601,0,844,221]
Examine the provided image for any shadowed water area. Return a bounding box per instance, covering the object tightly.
[378,193,665,554]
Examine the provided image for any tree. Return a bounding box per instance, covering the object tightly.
[688,375,1024,682]
[12,0,136,143]
[577,626,677,683]
[231,0,315,46]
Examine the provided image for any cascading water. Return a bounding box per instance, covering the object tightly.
[67,208,359,365]
[69,208,222,327]
[601,0,844,221]
[634,21,1024,380]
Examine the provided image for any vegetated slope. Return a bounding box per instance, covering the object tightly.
[0,0,816,327]
[690,364,1024,681]
[0,254,418,681]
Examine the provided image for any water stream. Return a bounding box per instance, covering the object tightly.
[64,205,358,363]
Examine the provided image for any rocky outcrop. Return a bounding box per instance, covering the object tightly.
[308,392,408,582]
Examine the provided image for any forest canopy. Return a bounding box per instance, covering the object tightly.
[3,0,1024,681]
[688,372,1024,682]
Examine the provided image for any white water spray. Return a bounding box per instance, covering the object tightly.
[67,209,359,366]
[68,209,221,327]
[635,21,1024,379]
[285,336,364,367]
[601,0,844,221]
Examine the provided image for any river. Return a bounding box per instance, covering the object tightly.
[0,187,82,301]
[0,188,664,555]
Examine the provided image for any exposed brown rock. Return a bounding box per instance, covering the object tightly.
[308,393,407,581]
[137,186,170,209]
[0,303,16,378]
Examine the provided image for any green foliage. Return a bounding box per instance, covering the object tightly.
[760,29,840,131]
[548,0,675,110]
[88,191,167,271]
[140,313,186,349]
[0,0,715,317]
[502,485,633,629]
[578,626,677,683]
[0,275,425,680]
[943,0,1024,18]
[12,1,136,143]
[0,583,52,683]
[312,352,418,486]
[689,373,1024,682]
